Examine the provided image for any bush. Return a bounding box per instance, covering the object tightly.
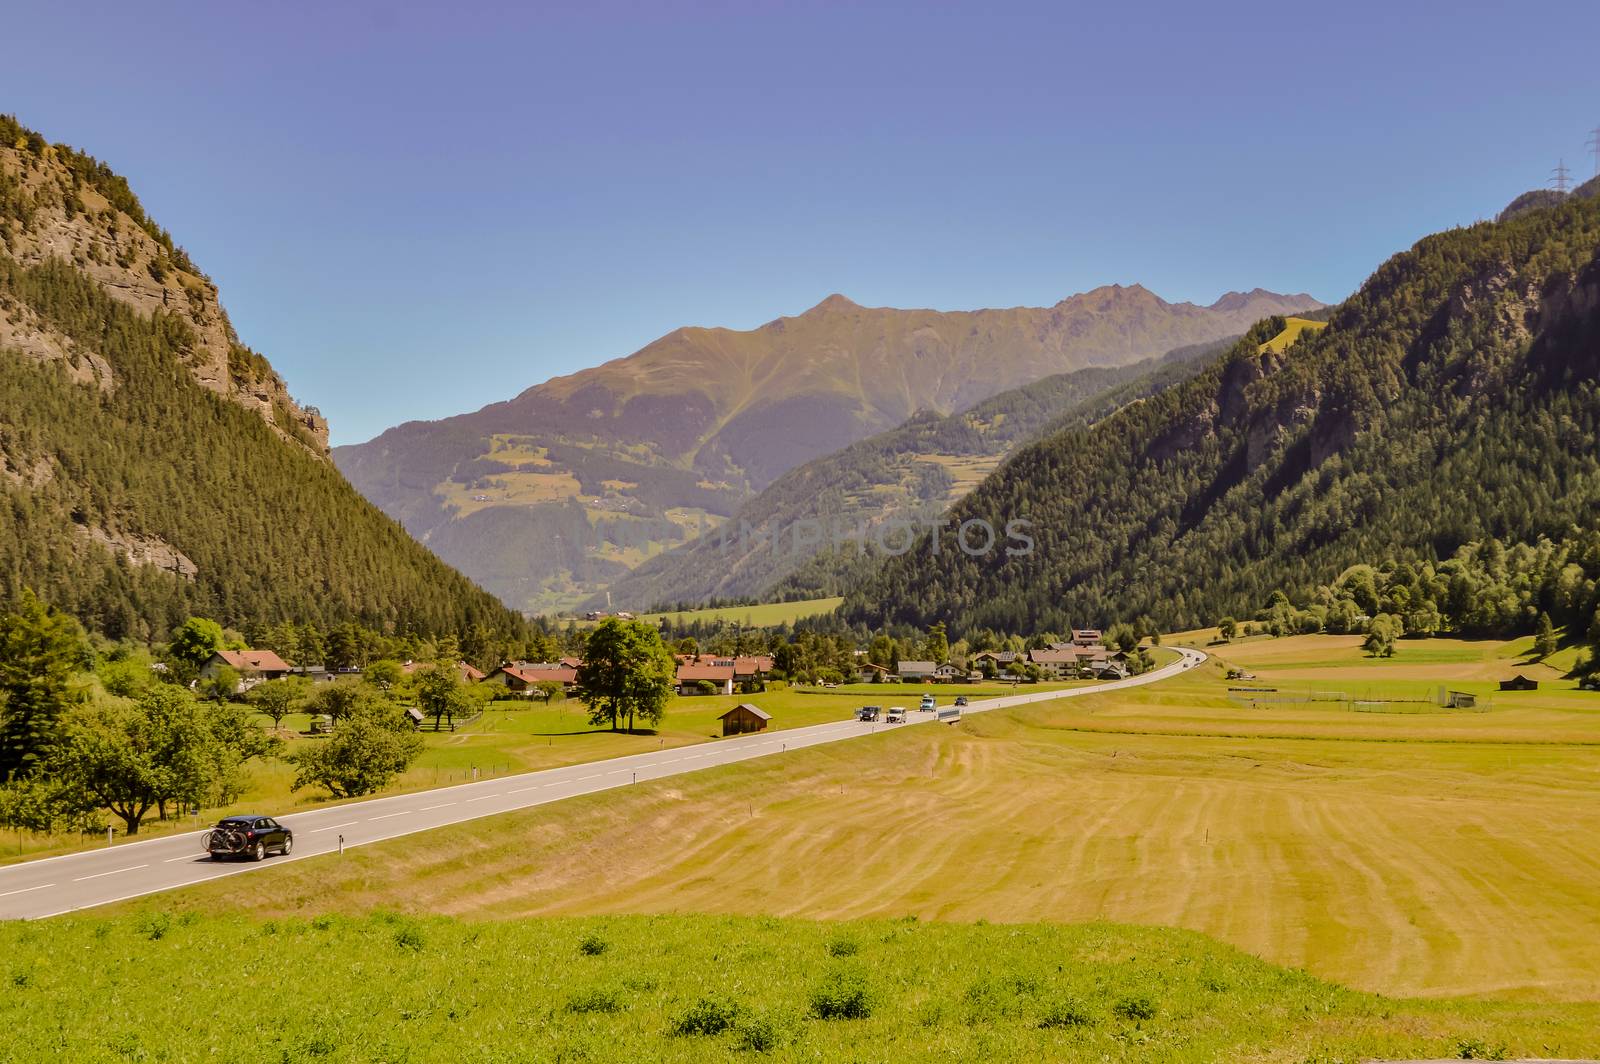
[578,932,608,956]
[135,912,172,941]
[733,1008,795,1052]
[1112,993,1157,1021]
[1038,996,1098,1028]
[671,997,739,1037]
[809,964,876,1020]
[566,986,624,1014]
[826,936,859,957]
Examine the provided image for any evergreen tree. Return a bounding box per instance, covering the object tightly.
[0,589,88,781]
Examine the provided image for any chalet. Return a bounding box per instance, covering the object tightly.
[1027,648,1080,677]
[733,655,775,683]
[718,703,771,737]
[677,661,735,695]
[971,650,1020,671]
[200,649,292,685]
[1499,674,1540,692]
[1093,661,1129,681]
[486,662,579,694]
[1071,629,1103,647]
[856,661,892,682]
[897,660,937,682]
[933,663,965,682]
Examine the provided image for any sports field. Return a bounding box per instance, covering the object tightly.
[127,635,1600,1002]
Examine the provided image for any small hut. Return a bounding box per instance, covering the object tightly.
[1499,674,1539,692]
[719,703,771,737]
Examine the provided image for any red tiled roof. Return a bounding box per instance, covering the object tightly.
[677,663,734,681]
[216,649,291,673]
[734,655,774,674]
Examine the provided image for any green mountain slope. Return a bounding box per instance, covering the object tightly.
[844,190,1600,635]
[337,289,1322,613]
[596,337,1236,610]
[0,116,525,641]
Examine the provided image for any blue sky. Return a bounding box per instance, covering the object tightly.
[6,1,1599,444]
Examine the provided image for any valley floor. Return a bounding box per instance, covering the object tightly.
[111,635,1600,1003]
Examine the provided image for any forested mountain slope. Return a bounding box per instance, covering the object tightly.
[845,190,1600,635]
[336,287,1321,613]
[0,116,526,642]
[598,336,1235,609]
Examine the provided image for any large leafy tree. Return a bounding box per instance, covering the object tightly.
[166,616,225,677]
[49,686,234,835]
[574,619,676,733]
[415,664,472,731]
[0,589,88,782]
[288,694,423,799]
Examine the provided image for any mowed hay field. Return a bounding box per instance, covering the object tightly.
[125,637,1600,1002]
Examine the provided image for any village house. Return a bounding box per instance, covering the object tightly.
[677,661,735,695]
[897,660,937,682]
[1071,629,1103,647]
[733,655,774,684]
[856,661,892,682]
[485,661,579,695]
[199,649,292,687]
[971,650,1020,673]
[933,663,965,682]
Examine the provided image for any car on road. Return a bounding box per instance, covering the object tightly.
[856,705,882,722]
[954,695,968,707]
[919,694,936,712]
[885,707,906,723]
[205,815,293,861]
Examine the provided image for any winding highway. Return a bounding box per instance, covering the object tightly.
[0,646,1206,919]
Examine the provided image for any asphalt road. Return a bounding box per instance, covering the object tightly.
[0,646,1206,919]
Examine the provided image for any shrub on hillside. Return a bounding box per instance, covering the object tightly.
[809,964,876,1020]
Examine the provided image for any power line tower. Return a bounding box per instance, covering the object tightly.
[1588,127,1600,177]
[1551,159,1572,193]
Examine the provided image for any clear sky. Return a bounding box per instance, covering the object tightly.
[5,1,1599,444]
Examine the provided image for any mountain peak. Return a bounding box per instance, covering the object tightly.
[803,293,861,315]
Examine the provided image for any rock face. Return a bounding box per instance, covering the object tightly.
[337,286,1324,612]
[0,137,328,454]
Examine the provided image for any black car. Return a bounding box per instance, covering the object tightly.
[954,696,968,707]
[205,815,293,861]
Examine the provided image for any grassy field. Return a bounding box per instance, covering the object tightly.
[1258,316,1329,353]
[5,912,1595,1063]
[139,635,1600,1003]
[631,597,844,628]
[0,686,877,864]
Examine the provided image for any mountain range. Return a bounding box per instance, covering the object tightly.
[335,287,1323,613]
[843,179,1600,635]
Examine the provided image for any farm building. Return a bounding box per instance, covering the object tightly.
[200,649,293,686]
[718,703,771,737]
[897,660,936,681]
[1499,675,1539,691]
[677,661,735,695]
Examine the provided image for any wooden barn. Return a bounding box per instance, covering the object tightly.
[718,703,771,737]
[1499,674,1539,691]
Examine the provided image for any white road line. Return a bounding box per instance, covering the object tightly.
[368,811,410,821]
[419,803,454,811]
[464,794,500,803]
[576,774,601,782]
[72,864,147,882]
[164,854,204,863]
[0,883,53,898]
[308,822,358,833]
[507,786,539,795]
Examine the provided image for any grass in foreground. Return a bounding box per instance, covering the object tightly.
[3,913,1594,1063]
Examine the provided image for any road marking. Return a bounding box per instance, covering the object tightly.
[464,794,500,803]
[72,864,148,882]
[309,822,358,833]
[165,854,203,863]
[0,883,53,898]
[420,803,454,811]
[576,774,601,782]
[368,811,410,821]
